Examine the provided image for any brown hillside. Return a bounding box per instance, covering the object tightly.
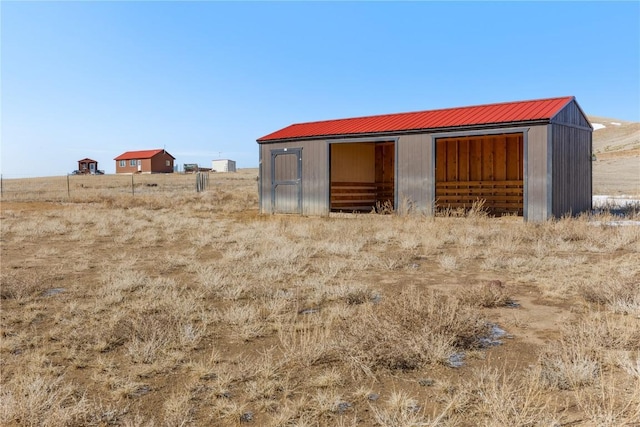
[588,116,640,196]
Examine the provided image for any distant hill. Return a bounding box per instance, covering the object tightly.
[587,116,639,196]
[588,116,640,156]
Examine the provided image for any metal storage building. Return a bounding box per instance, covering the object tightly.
[256,96,592,221]
[212,159,237,173]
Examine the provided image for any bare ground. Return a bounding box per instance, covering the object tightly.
[1,169,639,426]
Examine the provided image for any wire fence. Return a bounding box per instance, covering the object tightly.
[0,173,210,202]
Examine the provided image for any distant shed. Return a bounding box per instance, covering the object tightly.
[77,158,98,174]
[212,159,236,173]
[256,96,593,221]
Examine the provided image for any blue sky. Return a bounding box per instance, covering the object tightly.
[2,1,639,177]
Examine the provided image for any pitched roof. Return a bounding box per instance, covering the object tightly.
[257,96,575,142]
[114,149,175,160]
[78,158,97,163]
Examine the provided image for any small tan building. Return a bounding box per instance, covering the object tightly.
[257,96,593,222]
[114,149,175,174]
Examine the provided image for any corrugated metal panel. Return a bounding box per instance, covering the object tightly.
[114,149,175,160]
[551,100,592,129]
[551,125,592,216]
[258,96,574,142]
[525,125,550,222]
[260,140,329,215]
[396,134,433,214]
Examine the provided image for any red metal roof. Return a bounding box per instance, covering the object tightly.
[258,96,575,142]
[114,149,175,160]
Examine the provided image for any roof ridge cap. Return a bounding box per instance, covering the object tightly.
[287,96,574,127]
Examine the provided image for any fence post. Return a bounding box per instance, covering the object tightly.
[195,172,208,193]
[132,174,135,196]
[67,174,71,198]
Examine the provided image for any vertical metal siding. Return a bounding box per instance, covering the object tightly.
[303,140,330,216]
[273,153,298,181]
[525,125,550,221]
[259,140,329,215]
[274,184,299,213]
[551,124,592,216]
[551,100,591,129]
[396,134,433,214]
[260,144,271,212]
[258,147,263,214]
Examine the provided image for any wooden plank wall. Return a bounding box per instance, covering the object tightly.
[436,134,523,182]
[435,133,524,214]
[374,143,394,205]
[331,144,375,182]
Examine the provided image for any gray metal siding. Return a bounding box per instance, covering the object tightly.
[260,140,329,215]
[525,125,550,221]
[396,134,433,214]
[551,100,591,129]
[551,124,592,216]
[303,141,330,215]
[274,185,299,213]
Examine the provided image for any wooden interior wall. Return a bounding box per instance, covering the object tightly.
[331,143,374,182]
[435,133,524,214]
[331,142,395,212]
[375,142,395,207]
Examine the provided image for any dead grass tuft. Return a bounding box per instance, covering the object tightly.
[456,280,514,308]
[340,287,488,371]
[578,278,640,315]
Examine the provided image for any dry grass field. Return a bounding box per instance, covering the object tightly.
[1,167,639,426]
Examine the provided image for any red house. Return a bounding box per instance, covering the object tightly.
[114,149,175,174]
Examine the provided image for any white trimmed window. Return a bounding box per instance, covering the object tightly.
[119,160,126,167]
[166,160,171,166]
[130,159,137,166]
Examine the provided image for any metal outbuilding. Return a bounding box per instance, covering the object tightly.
[256,96,593,221]
[212,159,237,173]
